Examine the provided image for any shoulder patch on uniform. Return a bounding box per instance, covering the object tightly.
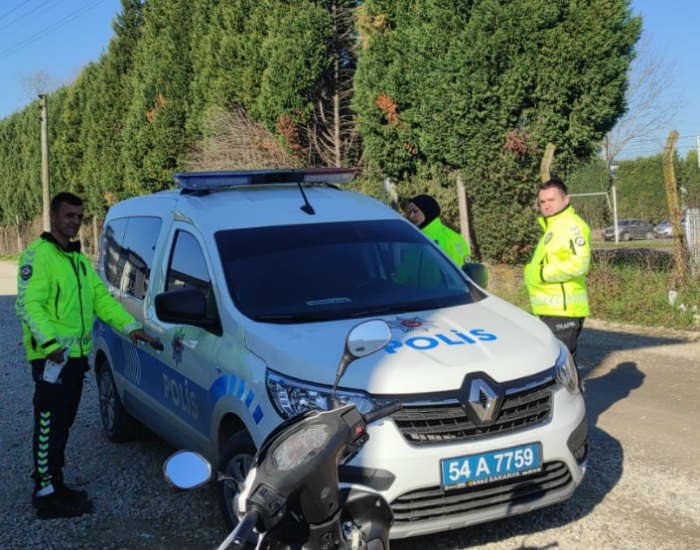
[575,237,586,247]
[20,265,33,280]
[544,232,553,244]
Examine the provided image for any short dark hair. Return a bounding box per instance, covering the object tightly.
[539,179,568,196]
[51,192,83,212]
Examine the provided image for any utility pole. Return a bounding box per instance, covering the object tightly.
[39,94,51,232]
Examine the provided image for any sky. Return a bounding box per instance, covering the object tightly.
[0,0,697,160]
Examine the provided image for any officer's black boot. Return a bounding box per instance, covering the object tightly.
[52,474,90,506]
[32,482,93,520]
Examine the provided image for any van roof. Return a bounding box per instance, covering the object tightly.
[105,184,400,232]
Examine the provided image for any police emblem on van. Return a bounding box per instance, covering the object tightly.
[389,316,437,334]
[171,330,185,366]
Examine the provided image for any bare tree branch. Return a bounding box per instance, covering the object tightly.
[605,34,682,164]
[18,70,59,99]
[184,106,294,171]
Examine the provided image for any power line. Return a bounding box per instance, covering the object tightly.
[0,0,108,61]
[620,134,698,146]
[621,144,697,154]
[0,0,64,35]
[0,0,32,22]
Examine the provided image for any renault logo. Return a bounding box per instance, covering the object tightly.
[468,378,501,423]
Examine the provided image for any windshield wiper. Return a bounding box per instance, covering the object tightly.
[348,304,433,318]
[254,313,335,324]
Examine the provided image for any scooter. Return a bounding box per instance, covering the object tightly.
[163,319,401,550]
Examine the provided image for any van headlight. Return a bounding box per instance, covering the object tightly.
[554,343,579,394]
[266,370,376,419]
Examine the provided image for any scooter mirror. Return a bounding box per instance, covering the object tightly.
[332,320,392,406]
[163,450,213,490]
[346,319,392,359]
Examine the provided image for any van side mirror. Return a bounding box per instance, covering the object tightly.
[462,263,489,288]
[155,288,207,323]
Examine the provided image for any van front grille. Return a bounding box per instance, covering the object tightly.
[391,375,555,445]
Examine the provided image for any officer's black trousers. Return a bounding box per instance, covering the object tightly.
[30,357,89,488]
[540,316,585,362]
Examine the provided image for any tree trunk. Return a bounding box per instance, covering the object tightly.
[332,2,341,167]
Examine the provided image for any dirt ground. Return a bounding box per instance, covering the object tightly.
[1,259,699,550]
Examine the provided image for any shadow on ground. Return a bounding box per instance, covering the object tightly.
[392,357,644,550]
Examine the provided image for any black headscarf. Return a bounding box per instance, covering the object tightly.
[409,194,441,229]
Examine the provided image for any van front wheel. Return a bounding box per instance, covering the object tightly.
[97,361,142,442]
[218,431,257,537]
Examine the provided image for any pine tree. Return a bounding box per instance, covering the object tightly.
[122,0,194,194]
[81,0,144,210]
[353,0,641,262]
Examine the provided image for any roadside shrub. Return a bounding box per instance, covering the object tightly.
[490,253,700,331]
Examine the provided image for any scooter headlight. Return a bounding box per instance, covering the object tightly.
[266,370,376,419]
[554,342,579,394]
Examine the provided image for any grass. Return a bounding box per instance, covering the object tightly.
[491,252,700,331]
[592,238,674,250]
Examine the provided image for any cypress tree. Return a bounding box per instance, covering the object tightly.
[122,0,194,194]
[354,0,641,262]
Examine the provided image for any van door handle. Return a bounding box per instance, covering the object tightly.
[215,365,223,373]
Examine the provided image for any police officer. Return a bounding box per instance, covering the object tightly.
[406,194,471,265]
[524,179,591,362]
[15,192,158,519]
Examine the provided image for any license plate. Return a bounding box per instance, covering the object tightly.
[441,443,542,490]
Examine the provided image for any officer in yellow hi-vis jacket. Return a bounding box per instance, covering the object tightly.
[15,192,159,520]
[524,179,591,362]
[405,194,471,265]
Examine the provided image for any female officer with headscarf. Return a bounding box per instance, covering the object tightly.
[406,194,471,266]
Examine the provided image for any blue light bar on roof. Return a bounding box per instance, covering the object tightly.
[174,168,356,191]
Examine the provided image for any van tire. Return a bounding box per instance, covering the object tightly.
[217,431,257,537]
[97,360,142,442]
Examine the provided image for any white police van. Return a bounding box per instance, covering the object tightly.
[92,168,587,539]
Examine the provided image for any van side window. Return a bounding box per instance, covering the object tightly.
[101,218,128,287]
[166,231,219,326]
[118,217,162,300]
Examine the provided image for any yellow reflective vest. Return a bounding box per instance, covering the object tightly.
[392,218,471,289]
[16,233,142,361]
[422,217,471,266]
[524,206,591,317]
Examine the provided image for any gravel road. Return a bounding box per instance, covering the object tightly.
[1,259,699,550]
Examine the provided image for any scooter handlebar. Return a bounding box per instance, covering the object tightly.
[228,509,260,550]
[363,399,401,425]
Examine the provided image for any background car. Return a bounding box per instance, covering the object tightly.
[602,218,655,241]
[653,217,685,238]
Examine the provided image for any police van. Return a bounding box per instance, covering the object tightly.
[92,168,588,539]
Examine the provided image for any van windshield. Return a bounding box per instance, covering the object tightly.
[215,220,480,323]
